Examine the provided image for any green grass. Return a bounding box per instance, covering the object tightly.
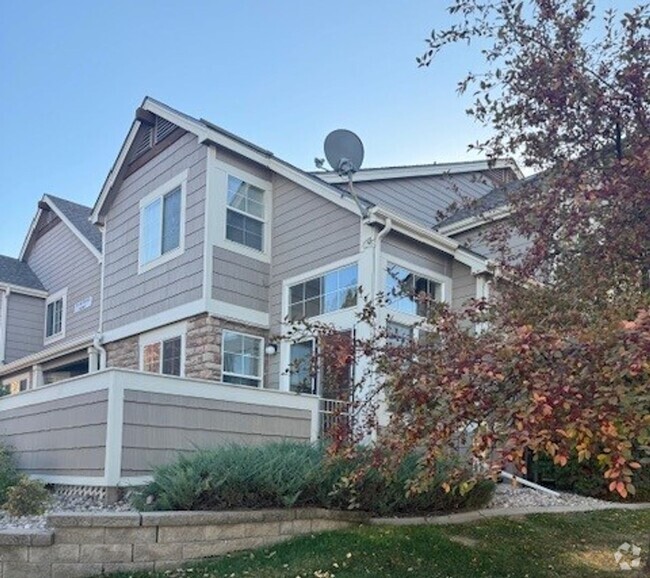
[106,510,650,578]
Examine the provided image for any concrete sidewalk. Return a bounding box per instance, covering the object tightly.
[370,502,650,526]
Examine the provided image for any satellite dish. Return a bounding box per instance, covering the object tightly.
[324,129,364,177]
[323,129,367,217]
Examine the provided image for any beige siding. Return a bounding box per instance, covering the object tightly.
[102,132,207,331]
[267,175,361,389]
[25,219,101,344]
[382,231,453,278]
[451,261,476,310]
[4,293,45,362]
[0,390,107,476]
[121,389,312,476]
[212,247,269,312]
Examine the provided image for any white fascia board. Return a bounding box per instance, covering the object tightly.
[92,98,363,223]
[0,283,47,298]
[42,195,102,261]
[436,205,512,236]
[91,120,141,224]
[18,208,43,261]
[145,100,363,218]
[316,159,523,183]
[0,334,94,377]
[368,207,459,254]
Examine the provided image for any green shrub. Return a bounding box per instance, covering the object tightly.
[132,442,494,515]
[0,442,20,504]
[2,477,50,517]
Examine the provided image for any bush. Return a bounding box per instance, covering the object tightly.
[0,442,20,504]
[2,477,50,517]
[532,451,650,502]
[132,442,494,515]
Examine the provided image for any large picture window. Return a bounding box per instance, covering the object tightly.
[289,264,358,321]
[385,263,442,317]
[226,176,265,252]
[222,330,263,387]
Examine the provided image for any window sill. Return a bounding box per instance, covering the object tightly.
[44,332,66,346]
[217,239,270,264]
[138,246,184,274]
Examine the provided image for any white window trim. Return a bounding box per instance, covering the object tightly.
[382,254,452,324]
[138,170,188,274]
[138,322,187,377]
[221,330,265,388]
[211,158,272,263]
[44,288,67,345]
[279,255,361,391]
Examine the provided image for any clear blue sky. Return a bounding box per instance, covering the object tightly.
[0,0,629,257]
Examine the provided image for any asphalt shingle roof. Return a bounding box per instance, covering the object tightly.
[435,173,541,229]
[0,255,44,291]
[46,195,102,251]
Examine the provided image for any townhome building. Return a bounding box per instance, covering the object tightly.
[0,98,522,493]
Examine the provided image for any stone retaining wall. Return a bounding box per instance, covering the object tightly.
[0,509,366,578]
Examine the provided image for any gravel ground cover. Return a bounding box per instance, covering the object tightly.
[0,482,617,532]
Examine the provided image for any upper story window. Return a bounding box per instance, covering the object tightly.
[45,288,66,342]
[386,263,442,317]
[139,172,187,273]
[226,176,265,252]
[140,322,185,377]
[289,264,358,321]
[222,330,263,387]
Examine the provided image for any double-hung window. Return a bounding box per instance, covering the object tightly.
[226,176,265,252]
[45,289,66,342]
[289,264,358,321]
[222,330,263,387]
[142,336,183,376]
[385,263,442,317]
[139,172,186,271]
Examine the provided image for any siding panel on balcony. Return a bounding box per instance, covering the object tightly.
[0,390,107,477]
[120,389,311,476]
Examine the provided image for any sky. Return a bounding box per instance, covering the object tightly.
[0,0,631,257]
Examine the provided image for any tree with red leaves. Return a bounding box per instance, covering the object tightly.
[296,1,649,500]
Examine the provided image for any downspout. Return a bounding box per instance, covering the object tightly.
[93,334,107,371]
[373,217,392,298]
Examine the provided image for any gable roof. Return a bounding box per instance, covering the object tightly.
[20,195,102,261]
[0,255,45,292]
[91,97,370,223]
[46,196,102,251]
[435,174,541,235]
[315,159,524,183]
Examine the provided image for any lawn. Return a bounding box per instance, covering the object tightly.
[107,509,650,578]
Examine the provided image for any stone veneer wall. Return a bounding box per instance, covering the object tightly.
[104,335,139,370]
[0,509,365,578]
[102,314,270,384]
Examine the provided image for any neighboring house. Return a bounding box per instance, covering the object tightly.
[0,97,522,492]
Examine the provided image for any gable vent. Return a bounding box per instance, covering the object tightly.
[155,117,175,142]
[132,126,154,159]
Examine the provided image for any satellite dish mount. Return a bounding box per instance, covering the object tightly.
[323,129,367,217]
